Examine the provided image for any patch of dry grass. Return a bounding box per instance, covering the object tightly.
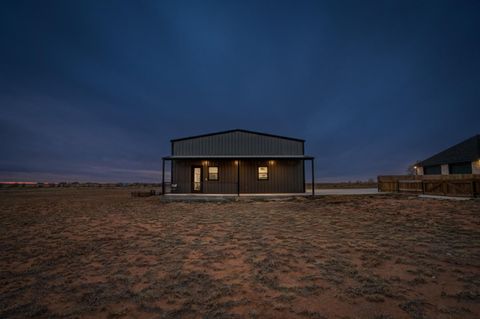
[0,188,479,318]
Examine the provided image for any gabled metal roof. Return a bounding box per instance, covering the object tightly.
[417,134,480,167]
[170,129,305,143]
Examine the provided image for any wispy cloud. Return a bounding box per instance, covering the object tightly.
[1,1,479,182]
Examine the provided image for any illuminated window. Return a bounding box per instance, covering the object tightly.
[258,166,268,180]
[208,166,219,180]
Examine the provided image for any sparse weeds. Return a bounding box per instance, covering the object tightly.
[0,189,479,318]
[399,299,427,319]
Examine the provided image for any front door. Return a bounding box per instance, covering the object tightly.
[192,166,202,192]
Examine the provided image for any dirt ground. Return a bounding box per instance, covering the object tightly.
[0,189,479,319]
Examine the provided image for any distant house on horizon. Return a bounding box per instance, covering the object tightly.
[415,134,480,175]
[162,129,315,195]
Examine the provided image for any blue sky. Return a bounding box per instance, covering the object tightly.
[1,0,479,182]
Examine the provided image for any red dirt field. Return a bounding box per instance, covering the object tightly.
[0,188,479,319]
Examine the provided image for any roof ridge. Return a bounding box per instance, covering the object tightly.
[170,129,305,143]
[418,133,480,167]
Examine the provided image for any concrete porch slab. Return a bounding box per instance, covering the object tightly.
[314,188,379,195]
[161,192,311,202]
[160,188,380,202]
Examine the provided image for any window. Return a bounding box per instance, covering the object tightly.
[258,166,268,180]
[449,162,472,174]
[208,166,219,180]
[424,165,441,175]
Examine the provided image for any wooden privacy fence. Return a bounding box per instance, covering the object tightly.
[378,175,480,197]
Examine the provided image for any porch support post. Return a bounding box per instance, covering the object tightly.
[237,160,240,196]
[311,158,315,197]
[162,158,165,195]
[302,159,306,193]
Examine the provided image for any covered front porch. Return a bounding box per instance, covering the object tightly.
[161,155,315,196]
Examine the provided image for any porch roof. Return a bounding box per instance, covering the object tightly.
[162,155,314,160]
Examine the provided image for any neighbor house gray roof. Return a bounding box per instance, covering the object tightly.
[417,134,480,167]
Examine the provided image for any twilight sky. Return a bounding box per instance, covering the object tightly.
[1,0,479,182]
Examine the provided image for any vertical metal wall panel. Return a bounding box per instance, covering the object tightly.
[172,159,303,194]
[172,159,199,193]
[239,159,303,193]
[173,131,303,156]
[203,160,238,193]
[170,130,306,194]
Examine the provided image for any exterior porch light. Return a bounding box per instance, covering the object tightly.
[269,160,275,165]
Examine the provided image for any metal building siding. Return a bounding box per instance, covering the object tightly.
[172,159,238,193]
[171,160,192,193]
[172,159,303,193]
[204,160,237,193]
[239,160,303,193]
[172,131,303,156]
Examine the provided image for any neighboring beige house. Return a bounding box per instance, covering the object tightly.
[415,134,480,175]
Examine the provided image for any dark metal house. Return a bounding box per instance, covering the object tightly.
[162,129,315,195]
[415,134,480,175]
